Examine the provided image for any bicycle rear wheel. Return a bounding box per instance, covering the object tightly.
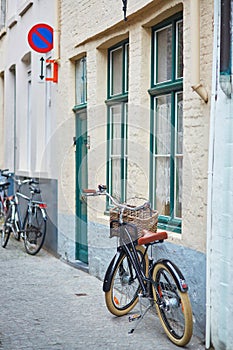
[1,206,12,248]
[152,262,193,346]
[24,206,46,255]
[0,206,5,231]
[105,245,149,316]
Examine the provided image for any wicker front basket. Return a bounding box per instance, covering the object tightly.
[110,205,158,240]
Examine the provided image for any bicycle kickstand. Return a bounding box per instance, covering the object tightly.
[128,294,153,334]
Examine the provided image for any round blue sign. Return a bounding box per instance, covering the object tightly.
[28,23,53,53]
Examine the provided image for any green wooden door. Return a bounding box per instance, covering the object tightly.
[75,112,88,263]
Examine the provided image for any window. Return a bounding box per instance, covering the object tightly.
[0,0,6,29]
[150,13,183,232]
[109,42,129,97]
[75,57,87,106]
[107,41,128,204]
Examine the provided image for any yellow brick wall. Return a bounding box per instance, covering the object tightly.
[59,0,214,253]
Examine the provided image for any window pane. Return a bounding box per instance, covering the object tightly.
[125,43,129,92]
[75,57,87,105]
[110,105,121,156]
[176,20,183,79]
[156,25,172,83]
[154,94,171,215]
[111,158,121,200]
[176,92,183,154]
[123,103,128,156]
[155,95,171,155]
[110,47,123,95]
[155,157,170,215]
[175,92,183,218]
[109,103,127,202]
[175,157,182,218]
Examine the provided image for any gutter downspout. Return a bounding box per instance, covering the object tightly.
[54,0,61,61]
[206,1,232,348]
[190,0,208,103]
[205,0,230,346]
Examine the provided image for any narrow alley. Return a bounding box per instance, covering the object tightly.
[0,238,205,350]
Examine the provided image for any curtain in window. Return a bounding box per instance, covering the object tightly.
[154,95,171,215]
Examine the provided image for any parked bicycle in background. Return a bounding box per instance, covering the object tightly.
[82,185,193,347]
[0,169,12,231]
[1,174,47,255]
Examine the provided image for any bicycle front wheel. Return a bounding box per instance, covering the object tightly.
[105,245,149,316]
[24,207,46,255]
[1,206,12,248]
[152,262,193,347]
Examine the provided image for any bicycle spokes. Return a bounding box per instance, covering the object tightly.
[24,207,46,255]
[153,267,191,343]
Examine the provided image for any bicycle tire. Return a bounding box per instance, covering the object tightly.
[0,198,10,231]
[105,245,149,316]
[1,206,12,248]
[152,262,193,347]
[23,206,46,255]
[0,205,5,231]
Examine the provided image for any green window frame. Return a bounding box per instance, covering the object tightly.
[106,40,129,206]
[149,13,183,233]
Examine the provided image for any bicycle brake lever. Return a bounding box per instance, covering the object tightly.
[98,184,107,192]
[30,179,39,185]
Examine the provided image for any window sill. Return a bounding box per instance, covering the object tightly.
[148,80,183,96]
[158,220,181,234]
[73,103,87,113]
[105,94,128,105]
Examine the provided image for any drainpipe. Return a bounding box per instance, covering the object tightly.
[206,1,232,348]
[205,0,232,347]
[219,0,232,96]
[205,0,218,339]
[54,0,61,60]
[190,0,208,103]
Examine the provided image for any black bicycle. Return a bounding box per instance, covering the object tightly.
[1,176,47,255]
[0,169,11,231]
[82,185,193,347]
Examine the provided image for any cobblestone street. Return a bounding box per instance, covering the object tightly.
[0,238,205,350]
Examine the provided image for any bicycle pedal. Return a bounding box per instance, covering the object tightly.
[128,314,141,322]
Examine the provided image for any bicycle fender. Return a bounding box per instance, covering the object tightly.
[154,259,189,293]
[40,208,47,220]
[103,249,124,292]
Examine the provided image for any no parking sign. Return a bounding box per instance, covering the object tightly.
[28,23,53,53]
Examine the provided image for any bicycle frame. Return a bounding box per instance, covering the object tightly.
[103,225,188,296]
[8,188,47,236]
[0,176,11,217]
[83,186,189,295]
[0,190,8,215]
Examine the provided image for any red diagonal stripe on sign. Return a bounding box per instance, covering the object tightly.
[34,28,51,47]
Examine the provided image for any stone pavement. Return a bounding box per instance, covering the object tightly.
[0,238,205,350]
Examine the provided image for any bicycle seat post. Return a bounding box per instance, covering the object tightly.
[119,209,124,225]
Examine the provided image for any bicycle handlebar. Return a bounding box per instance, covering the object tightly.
[6,175,39,191]
[0,171,39,187]
[82,185,151,212]
[0,169,11,177]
